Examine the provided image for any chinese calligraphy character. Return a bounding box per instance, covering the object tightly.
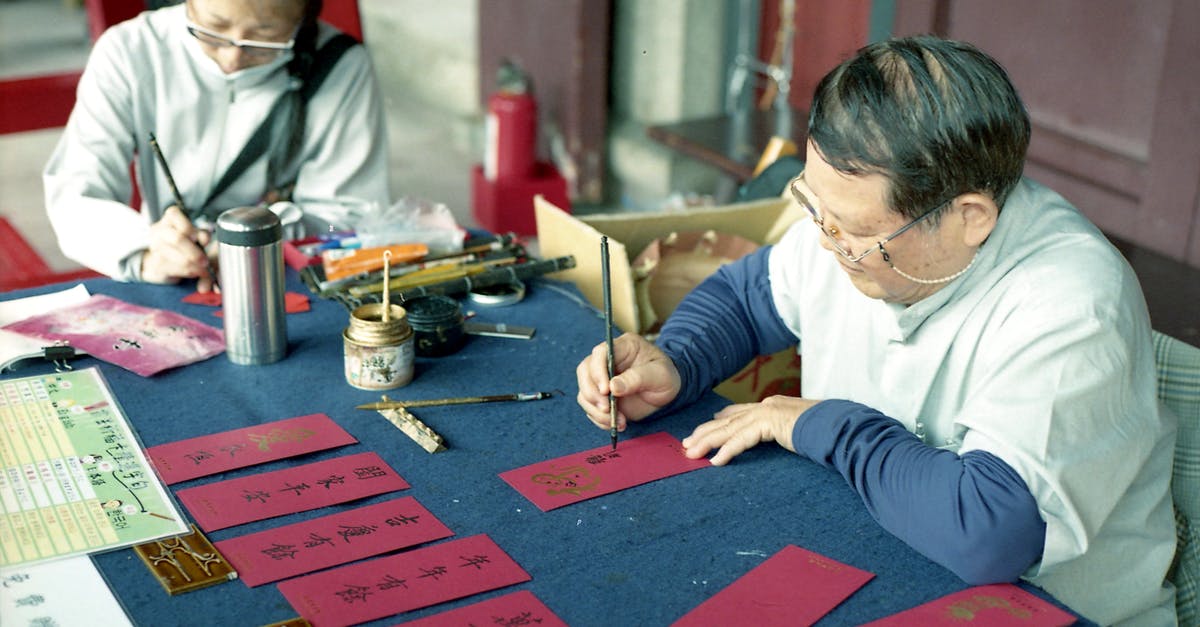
[304,532,336,549]
[335,583,372,604]
[185,450,215,465]
[278,481,311,496]
[531,465,600,496]
[417,565,448,581]
[353,466,388,480]
[384,514,420,527]
[262,543,300,560]
[243,489,272,504]
[219,443,247,457]
[15,594,45,607]
[458,554,491,570]
[377,574,408,591]
[337,523,379,544]
[317,474,346,489]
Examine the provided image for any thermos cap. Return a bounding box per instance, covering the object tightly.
[217,206,282,247]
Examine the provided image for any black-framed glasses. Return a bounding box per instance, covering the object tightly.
[789,172,947,264]
[186,20,296,58]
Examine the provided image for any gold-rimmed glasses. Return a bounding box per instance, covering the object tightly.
[789,172,947,264]
[186,21,297,59]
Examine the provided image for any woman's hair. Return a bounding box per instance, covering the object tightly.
[807,35,1031,220]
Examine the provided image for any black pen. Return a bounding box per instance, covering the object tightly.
[147,132,219,287]
[601,235,618,450]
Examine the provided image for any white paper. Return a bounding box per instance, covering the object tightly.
[0,555,133,627]
[0,283,90,371]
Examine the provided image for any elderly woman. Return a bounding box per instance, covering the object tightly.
[44,0,389,291]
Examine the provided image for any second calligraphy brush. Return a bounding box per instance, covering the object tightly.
[356,391,554,410]
[601,235,618,450]
[147,132,219,288]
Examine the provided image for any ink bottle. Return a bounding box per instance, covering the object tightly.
[343,302,415,390]
[404,295,465,357]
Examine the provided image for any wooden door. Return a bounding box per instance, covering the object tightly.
[894,0,1200,268]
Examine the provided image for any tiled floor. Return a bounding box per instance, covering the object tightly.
[0,0,479,275]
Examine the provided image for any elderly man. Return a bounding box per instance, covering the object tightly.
[576,36,1176,625]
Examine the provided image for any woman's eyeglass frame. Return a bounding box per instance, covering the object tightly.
[789,172,947,264]
[185,21,297,58]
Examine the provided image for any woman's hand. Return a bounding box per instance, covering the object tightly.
[142,206,217,292]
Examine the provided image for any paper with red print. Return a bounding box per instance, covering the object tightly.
[278,534,530,627]
[147,413,357,485]
[215,497,453,587]
[394,590,567,627]
[861,584,1076,626]
[498,432,710,511]
[672,545,874,627]
[176,452,409,531]
[3,294,223,376]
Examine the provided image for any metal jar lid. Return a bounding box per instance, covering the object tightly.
[467,280,525,307]
[216,206,282,247]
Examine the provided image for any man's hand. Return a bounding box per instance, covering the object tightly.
[682,395,821,465]
[142,206,218,292]
[575,332,682,432]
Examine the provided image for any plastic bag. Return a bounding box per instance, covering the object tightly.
[354,197,465,256]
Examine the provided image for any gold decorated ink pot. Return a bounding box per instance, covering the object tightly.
[343,302,415,390]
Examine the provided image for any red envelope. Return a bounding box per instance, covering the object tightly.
[147,413,356,485]
[672,545,874,627]
[394,590,567,627]
[860,584,1077,626]
[278,534,530,627]
[183,291,310,314]
[499,432,710,511]
[182,291,223,306]
[216,497,453,587]
[176,452,409,531]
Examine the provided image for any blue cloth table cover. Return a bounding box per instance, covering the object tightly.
[0,275,1090,626]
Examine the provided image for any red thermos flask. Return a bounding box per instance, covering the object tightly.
[484,65,537,182]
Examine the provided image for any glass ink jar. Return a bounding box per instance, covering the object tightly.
[404,295,465,357]
[343,302,415,390]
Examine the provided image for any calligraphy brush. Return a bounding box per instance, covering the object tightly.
[602,235,618,450]
[356,391,554,410]
[147,132,220,288]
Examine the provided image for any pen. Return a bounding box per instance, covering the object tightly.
[601,235,618,450]
[356,391,553,410]
[147,132,219,287]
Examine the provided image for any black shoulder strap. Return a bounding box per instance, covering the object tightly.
[199,34,359,217]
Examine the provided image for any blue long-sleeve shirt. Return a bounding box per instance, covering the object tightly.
[655,246,1045,584]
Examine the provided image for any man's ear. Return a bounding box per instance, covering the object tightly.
[953,193,999,247]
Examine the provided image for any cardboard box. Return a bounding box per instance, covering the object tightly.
[535,195,805,403]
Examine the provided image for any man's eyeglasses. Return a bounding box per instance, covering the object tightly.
[186,21,296,58]
[789,172,946,264]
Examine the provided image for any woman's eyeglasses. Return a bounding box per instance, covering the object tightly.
[186,21,296,59]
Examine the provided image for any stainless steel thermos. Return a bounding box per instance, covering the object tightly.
[217,206,287,365]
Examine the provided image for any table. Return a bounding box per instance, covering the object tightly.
[1,274,1088,626]
[645,108,808,183]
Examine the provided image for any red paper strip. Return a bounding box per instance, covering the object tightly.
[860,584,1076,627]
[183,291,310,314]
[278,534,530,627]
[394,590,567,627]
[147,413,357,485]
[498,432,709,511]
[672,545,874,627]
[176,452,409,531]
[182,291,223,306]
[216,497,453,587]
